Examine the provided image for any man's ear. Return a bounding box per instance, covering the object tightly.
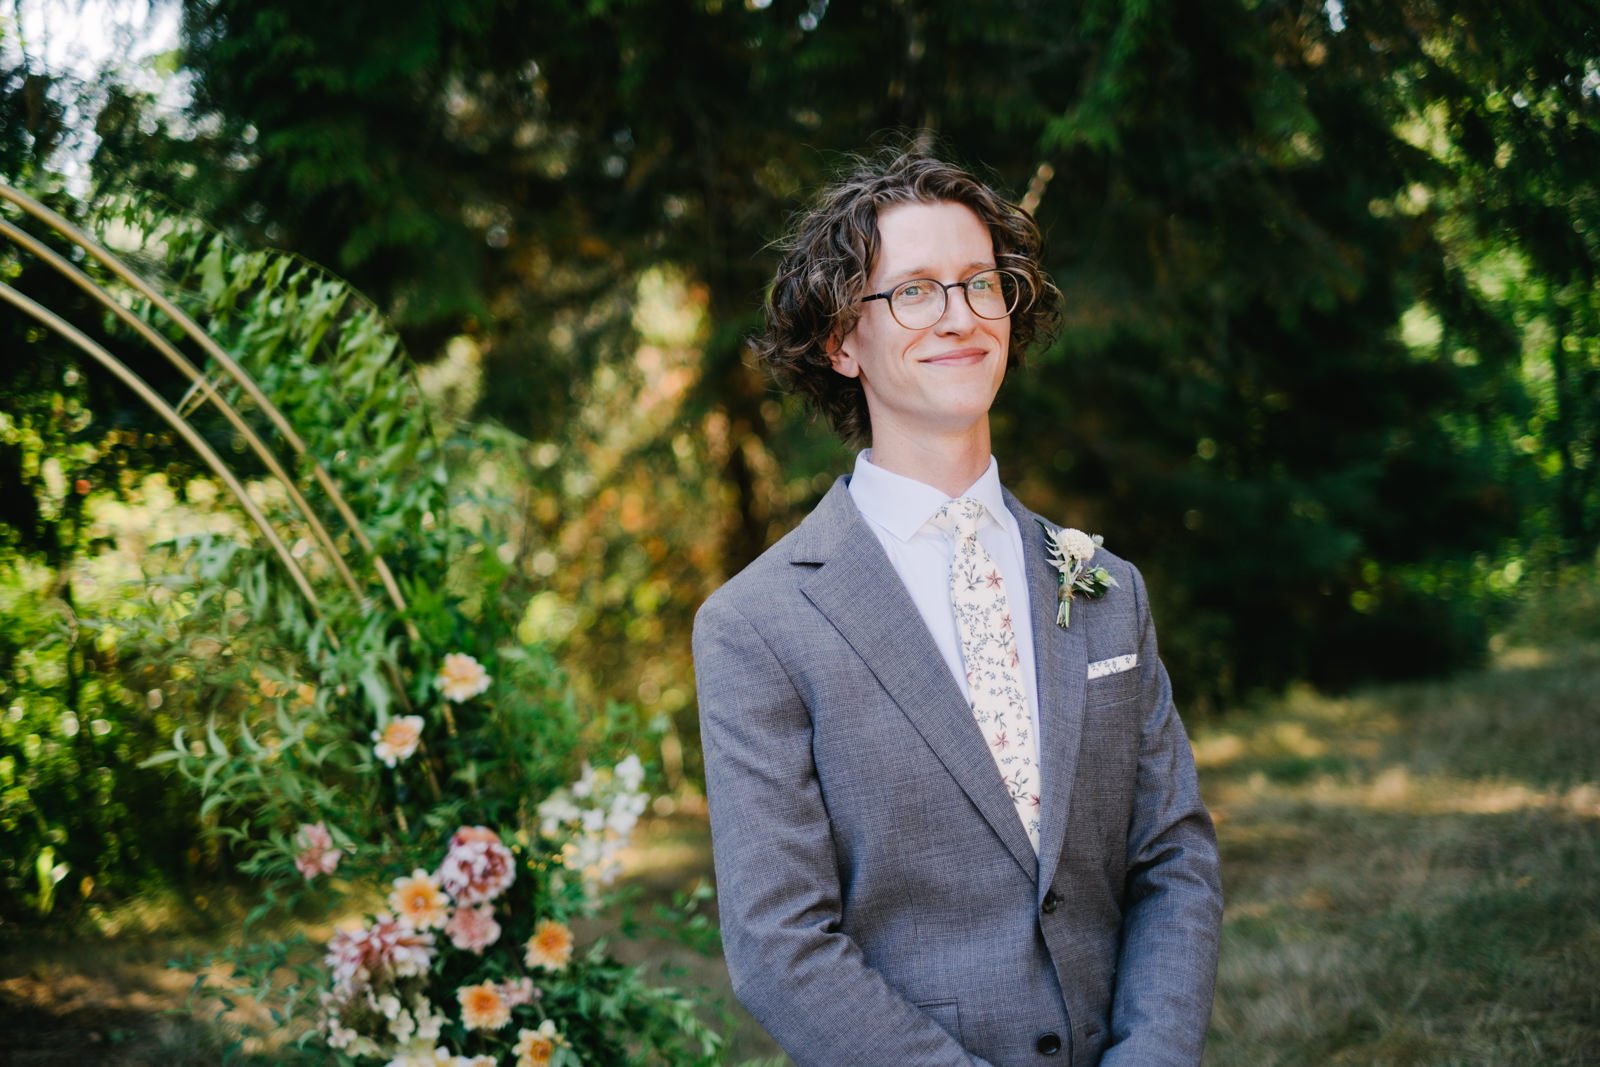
[826,332,860,379]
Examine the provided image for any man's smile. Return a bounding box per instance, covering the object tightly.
[918,346,989,365]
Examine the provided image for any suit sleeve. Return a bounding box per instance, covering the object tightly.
[693,593,994,1067]
[1100,563,1224,1066]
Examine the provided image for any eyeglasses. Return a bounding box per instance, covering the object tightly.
[859,267,1028,330]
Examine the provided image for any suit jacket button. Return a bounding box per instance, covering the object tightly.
[1041,889,1060,914]
[1036,1031,1063,1055]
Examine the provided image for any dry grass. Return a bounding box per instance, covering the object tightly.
[1201,637,1600,1065]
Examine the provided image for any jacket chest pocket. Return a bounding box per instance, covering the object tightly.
[1085,659,1140,708]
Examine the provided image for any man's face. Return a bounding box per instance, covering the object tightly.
[829,199,1011,445]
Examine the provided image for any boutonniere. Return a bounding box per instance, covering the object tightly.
[1036,521,1119,628]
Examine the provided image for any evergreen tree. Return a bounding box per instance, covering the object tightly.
[76,0,1593,712]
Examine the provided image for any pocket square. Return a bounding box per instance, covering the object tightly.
[1086,653,1138,680]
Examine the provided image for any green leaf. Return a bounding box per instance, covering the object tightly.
[206,717,229,758]
[237,713,263,755]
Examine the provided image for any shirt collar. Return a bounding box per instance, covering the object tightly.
[849,449,1012,542]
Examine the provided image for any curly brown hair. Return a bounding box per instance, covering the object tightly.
[753,148,1060,444]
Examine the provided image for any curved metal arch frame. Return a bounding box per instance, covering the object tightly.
[0,183,416,636]
[0,216,374,609]
[0,280,329,621]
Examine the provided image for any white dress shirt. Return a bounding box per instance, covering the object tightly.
[846,451,1041,760]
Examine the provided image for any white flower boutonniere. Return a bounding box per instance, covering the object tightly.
[1036,520,1119,628]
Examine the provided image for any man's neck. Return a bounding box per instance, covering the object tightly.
[866,422,994,497]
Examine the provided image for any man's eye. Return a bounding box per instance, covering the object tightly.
[969,278,994,293]
[898,283,928,299]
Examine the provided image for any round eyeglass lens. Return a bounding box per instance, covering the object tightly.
[888,280,943,328]
[888,269,1022,329]
[964,269,1016,319]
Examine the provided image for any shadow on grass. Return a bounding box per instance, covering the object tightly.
[1201,641,1600,1066]
[0,922,287,1066]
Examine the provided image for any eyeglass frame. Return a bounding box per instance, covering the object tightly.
[858,267,1029,330]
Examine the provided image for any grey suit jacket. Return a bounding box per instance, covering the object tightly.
[693,478,1222,1067]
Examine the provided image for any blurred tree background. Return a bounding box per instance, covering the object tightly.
[2,0,1597,920]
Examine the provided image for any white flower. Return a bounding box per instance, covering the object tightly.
[607,790,646,835]
[537,794,581,834]
[388,869,450,931]
[384,1045,455,1067]
[436,652,491,703]
[571,762,598,799]
[325,1020,358,1050]
[538,757,651,890]
[372,715,425,767]
[412,996,445,1042]
[1037,520,1117,628]
[387,1005,417,1042]
[1056,527,1097,563]
[615,753,645,791]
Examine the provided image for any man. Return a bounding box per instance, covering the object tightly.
[693,149,1222,1067]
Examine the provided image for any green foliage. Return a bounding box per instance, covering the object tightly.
[0,157,721,1057]
[0,173,220,918]
[0,551,209,921]
[1493,557,1600,655]
[83,216,716,1060]
[10,0,1598,820]
[89,0,1599,720]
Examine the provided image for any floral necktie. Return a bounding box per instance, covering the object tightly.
[931,498,1040,853]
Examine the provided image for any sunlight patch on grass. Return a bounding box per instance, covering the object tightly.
[1200,642,1600,1066]
[1489,643,1552,670]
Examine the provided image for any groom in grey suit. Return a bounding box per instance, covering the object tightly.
[693,150,1222,1067]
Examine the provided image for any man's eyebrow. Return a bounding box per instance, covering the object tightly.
[876,260,997,286]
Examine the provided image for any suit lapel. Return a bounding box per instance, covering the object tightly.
[1004,491,1088,896]
[796,480,1040,883]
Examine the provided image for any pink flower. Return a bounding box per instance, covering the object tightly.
[445,902,502,953]
[325,914,435,993]
[294,822,343,880]
[437,826,516,905]
[499,976,537,1008]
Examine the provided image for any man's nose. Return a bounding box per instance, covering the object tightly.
[935,285,979,332]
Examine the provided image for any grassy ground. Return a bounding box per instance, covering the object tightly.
[4,584,1597,1064]
[1200,576,1600,1065]
[1201,647,1600,1064]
